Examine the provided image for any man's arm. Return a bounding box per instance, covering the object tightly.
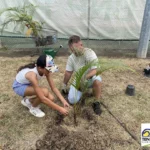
[63,70,73,85]
[84,49,98,79]
[61,70,73,94]
[62,56,74,94]
[86,69,97,79]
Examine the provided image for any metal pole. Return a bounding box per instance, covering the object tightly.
[137,0,150,58]
[87,0,90,46]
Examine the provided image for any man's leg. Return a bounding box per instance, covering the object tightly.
[93,80,102,100]
[91,79,102,115]
[89,75,102,100]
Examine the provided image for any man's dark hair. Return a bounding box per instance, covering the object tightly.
[68,35,80,46]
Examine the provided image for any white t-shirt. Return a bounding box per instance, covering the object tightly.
[66,48,98,72]
[16,67,42,84]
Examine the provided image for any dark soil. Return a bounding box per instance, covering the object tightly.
[35,106,136,150]
[35,123,111,150]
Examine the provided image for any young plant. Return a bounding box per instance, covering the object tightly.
[70,58,135,125]
[0,4,44,37]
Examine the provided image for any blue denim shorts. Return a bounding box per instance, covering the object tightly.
[12,80,31,97]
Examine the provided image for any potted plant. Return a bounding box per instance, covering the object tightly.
[70,58,135,126]
[0,4,47,46]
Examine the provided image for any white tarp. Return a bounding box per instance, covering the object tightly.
[0,0,146,39]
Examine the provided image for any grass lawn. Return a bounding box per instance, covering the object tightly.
[0,55,150,150]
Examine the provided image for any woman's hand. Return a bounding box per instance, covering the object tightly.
[59,107,69,115]
[63,100,70,108]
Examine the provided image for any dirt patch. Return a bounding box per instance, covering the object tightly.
[0,56,149,150]
[81,107,96,121]
[35,111,137,150]
[36,125,111,150]
[35,104,140,150]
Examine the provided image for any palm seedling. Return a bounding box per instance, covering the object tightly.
[70,58,135,126]
[0,4,44,37]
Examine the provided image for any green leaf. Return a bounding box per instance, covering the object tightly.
[70,58,135,93]
[0,4,44,36]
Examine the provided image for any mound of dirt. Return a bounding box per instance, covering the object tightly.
[35,105,136,150]
[35,124,111,150]
[35,106,111,150]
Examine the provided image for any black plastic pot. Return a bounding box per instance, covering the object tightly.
[125,85,135,96]
[144,68,150,78]
[35,36,53,47]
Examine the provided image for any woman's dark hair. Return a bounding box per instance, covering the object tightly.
[36,54,46,68]
[17,55,46,72]
[68,35,80,46]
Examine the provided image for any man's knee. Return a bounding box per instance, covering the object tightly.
[93,80,102,87]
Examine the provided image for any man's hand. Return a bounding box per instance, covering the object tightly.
[61,83,68,94]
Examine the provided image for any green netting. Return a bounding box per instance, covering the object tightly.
[0,36,35,48]
[0,29,63,58]
[0,28,58,49]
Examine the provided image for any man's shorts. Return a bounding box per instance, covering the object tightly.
[12,80,31,97]
[68,75,102,104]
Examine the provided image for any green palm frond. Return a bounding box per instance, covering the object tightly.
[0,7,20,15]
[0,4,43,37]
[70,58,135,93]
[70,59,98,90]
[1,19,16,34]
[6,13,20,21]
[0,4,36,15]
[70,57,135,125]
[96,59,135,75]
[25,4,37,15]
[1,16,27,34]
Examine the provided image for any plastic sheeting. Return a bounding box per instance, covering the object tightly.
[0,0,146,39]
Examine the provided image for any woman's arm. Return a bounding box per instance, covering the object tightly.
[45,71,70,107]
[26,72,68,114]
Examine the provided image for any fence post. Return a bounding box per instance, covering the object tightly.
[137,0,150,58]
[87,0,91,47]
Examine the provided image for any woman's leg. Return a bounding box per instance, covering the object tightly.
[24,86,55,107]
[24,86,68,115]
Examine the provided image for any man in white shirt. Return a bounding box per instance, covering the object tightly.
[62,35,102,108]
